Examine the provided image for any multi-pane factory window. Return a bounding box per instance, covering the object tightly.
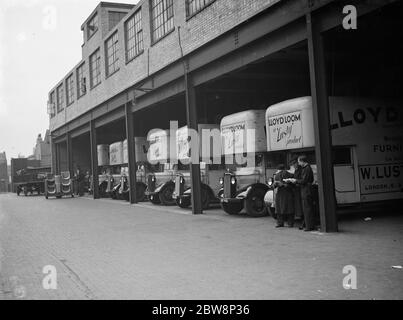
[89,49,101,88]
[186,0,215,18]
[105,32,119,76]
[87,13,99,39]
[150,0,174,43]
[125,9,143,62]
[56,84,64,113]
[49,91,56,117]
[66,74,74,106]
[76,62,86,98]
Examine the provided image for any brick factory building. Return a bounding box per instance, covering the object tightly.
[48,0,403,232]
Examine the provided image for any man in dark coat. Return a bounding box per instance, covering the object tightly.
[290,158,303,223]
[74,166,85,196]
[295,155,315,231]
[274,164,295,228]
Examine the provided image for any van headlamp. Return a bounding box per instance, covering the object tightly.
[231,177,236,185]
[219,177,224,185]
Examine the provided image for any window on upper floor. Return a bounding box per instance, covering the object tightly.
[150,0,174,43]
[186,0,215,18]
[48,91,56,117]
[105,32,120,77]
[125,9,143,62]
[89,49,102,88]
[56,84,64,113]
[66,74,74,106]
[87,13,99,39]
[109,11,128,31]
[76,62,86,98]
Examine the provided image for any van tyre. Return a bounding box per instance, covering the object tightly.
[245,187,268,217]
[149,194,161,204]
[136,183,146,202]
[221,201,243,215]
[201,185,211,210]
[176,197,190,208]
[267,206,277,219]
[159,182,175,206]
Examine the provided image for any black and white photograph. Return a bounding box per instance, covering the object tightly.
[0,0,402,308]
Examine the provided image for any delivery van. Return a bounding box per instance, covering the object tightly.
[145,129,180,205]
[172,124,225,209]
[219,109,275,217]
[264,96,403,213]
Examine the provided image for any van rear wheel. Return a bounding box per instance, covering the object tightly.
[245,188,268,217]
[221,201,243,215]
[267,206,277,219]
[136,183,146,202]
[201,186,211,210]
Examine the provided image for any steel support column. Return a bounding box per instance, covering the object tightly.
[51,138,57,175]
[66,133,73,175]
[90,120,99,199]
[184,71,203,215]
[55,143,61,175]
[125,102,137,204]
[306,12,338,232]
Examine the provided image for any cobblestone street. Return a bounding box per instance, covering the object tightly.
[0,193,402,300]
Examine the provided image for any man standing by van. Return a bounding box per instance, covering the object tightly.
[294,155,315,231]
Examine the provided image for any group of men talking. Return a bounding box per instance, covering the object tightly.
[273,155,317,231]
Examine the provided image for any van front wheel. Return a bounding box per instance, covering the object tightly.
[176,197,190,208]
[159,183,175,206]
[245,188,268,217]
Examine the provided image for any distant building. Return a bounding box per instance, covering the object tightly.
[0,152,9,192]
[32,130,51,167]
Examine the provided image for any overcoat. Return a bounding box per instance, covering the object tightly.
[274,170,295,215]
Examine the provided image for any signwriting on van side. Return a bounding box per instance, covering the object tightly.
[330,106,401,130]
[373,144,402,153]
[221,123,246,154]
[268,111,302,150]
[359,163,403,195]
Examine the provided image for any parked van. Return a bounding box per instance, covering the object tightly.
[173,124,225,209]
[264,96,403,212]
[219,110,275,217]
[110,137,149,201]
[145,129,179,205]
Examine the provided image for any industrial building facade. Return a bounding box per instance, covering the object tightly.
[48,0,403,232]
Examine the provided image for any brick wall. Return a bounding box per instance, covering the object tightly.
[49,0,281,132]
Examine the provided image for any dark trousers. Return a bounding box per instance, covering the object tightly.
[277,214,294,227]
[302,195,315,230]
